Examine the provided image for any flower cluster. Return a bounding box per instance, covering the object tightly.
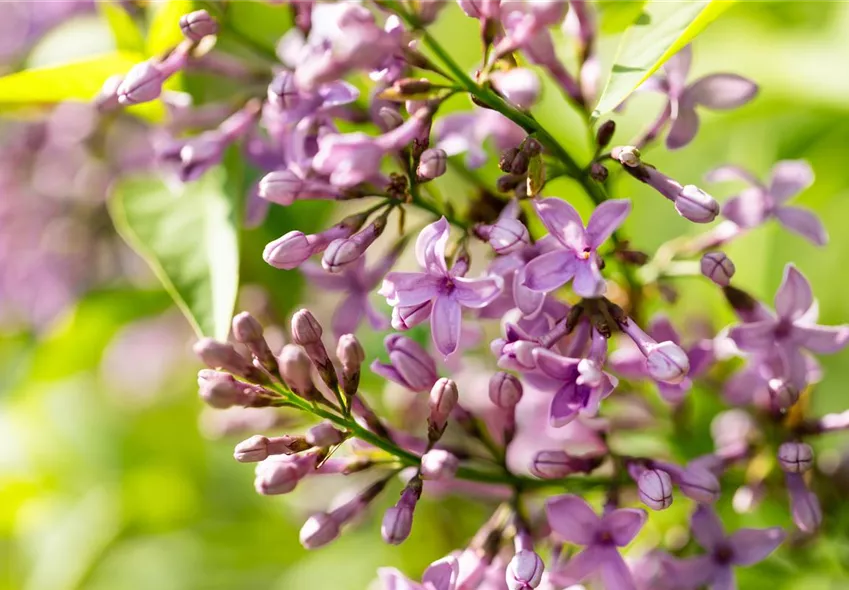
[98,2,849,589]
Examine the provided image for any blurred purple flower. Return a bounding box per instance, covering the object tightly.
[434,109,525,169]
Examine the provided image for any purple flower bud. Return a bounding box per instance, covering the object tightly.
[179,9,218,42]
[477,218,530,255]
[234,434,310,462]
[322,218,386,273]
[197,369,252,408]
[194,338,255,377]
[279,344,314,395]
[255,459,303,495]
[306,421,346,447]
[263,231,314,269]
[645,341,690,385]
[420,449,459,480]
[491,68,541,109]
[268,70,300,111]
[417,148,447,180]
[700,251,736,286]
[612,145,641,167]
[377,106,404,130]
[429,377,459,433]
[95,74,123,112]
[232,311,264,343]
[300,512,341,549]
[786,472,821,533]
[337,334,365,371]
[589,162,609,182]
[291,309,323,345]
[596,120,616,149]
[382,334,439,392]
[768,378,800,409]
[674,185,720,223]
[676,465,720,504]
[531,450,582,479]
[506,550,544,590]
[489,372,523,409]
[391,301,433,331]
[117,60,165,105]
[637,469,674,510]
[381,504,413,546]
[778,442,813,473]
[259,170,339,207]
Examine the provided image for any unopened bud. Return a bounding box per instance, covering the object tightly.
[198,369,252,408]
[381,504,413,545]
[778,442,813,473]
[255,459,303,495]
[637,468,674,510]
[595,120,616,149]
[300,512,341,549]
[279,344,314,395]
[530,450,598,479]
[478,218,530,255]
[499,147,520,173]
[394,78,433,96]
[497,173,524,193]
[489,372,523,408]
[768,378,799,409]
[95,74,123,112]
[263,231,314,269]
[337,334,365,372]
[510,150,530,175]
[646,341,690,385]
[428,378,459,438]
[700,251,736,286]
[291,309,323,345]
[420,449,459,480]
[676,466,720,504]
[786,472,821,533]
[417,148,447,180]
[232,311,264,344]
[378,106,404,130]
[268,71,300,111]
[589,161,609,182]
[612,145,641,168]
[675,185,720,223]
[507,550,544,590]
[117,60,166,106]
[306,422,346,447]
[234,434,311,462]
[179,9,218,42]
[194,338,256,378]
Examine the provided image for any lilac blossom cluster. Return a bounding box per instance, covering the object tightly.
[98,2,849,589]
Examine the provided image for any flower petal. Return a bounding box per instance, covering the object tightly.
[534,348,580,380]
[721,188,770,228]
[378,568,420,590]
[514,266,546,318]
[300,261,350,290]
[774,206,828,246]
[690,505,726,551]
[660,556,716,590]
[331,294,365,336]
[769,160,814,203]
[728,527,785,566]
[522,250,578,293]
[586,199,632,249]
[364,299,390,331]
[548,546,601,588]
[664,45,692,97]
[709,566,736,590]
[704,165,761,187]
[370,360,407,389]
[666,100,700,150]
[532,197,587,251]
[545,494,601,544]
[572,259,606,298]
[688,74,758,109]
[599,548,639,590]
[648,315,680,345]
[604,508,647,547]
[728,320,776,353]
[382,272,441,307]
[549,383,582,427]
[319,80,360,108]
[791,324,849,354]
[422,555,460,590]
[608,345,648,379]
[431,296,462,357]
[453,275,505,309]
[415,217,450,273]
[774,264,813,321]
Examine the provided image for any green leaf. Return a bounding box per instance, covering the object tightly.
[597,1,648,35]
[99,2,146,54]
[593,1,737,117]
[109,167,241,341]
[225,0,293,54]
[0,52,165,122]
[147,0,194,56]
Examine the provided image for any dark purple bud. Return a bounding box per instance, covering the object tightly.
[497,174,524,193]
[291,309,323,345]
[768,378,800,409]
[300,512,341,548]
[646,341,690,385]
[701,252,736,286]
[612,145,641,168]
[500,147,520,173]
[637,469,674,510]
[589,162,609,182]
[279,344,314,395]
[507,550,544,590]
[420,449,459,480]
[179,9,218,42]
[595,120,616,149]
[306,422,346,447]
[382,480,421,545]
[417,148,447,180]
[117,60,165,105]
[393,77,434,97]
[510,150,530,175]
[778,442,813,473]
[234,434,311,462]
[675,185,720,224]
[489,372,523,409]
[522,138,542,157]
[428,378,459,439]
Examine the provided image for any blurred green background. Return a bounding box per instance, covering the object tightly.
[2,2,849,589]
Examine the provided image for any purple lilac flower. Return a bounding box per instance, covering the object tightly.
[706,160,827,245]
[381,218,504,357]
[379,555,459,590]
[662,505,785,589]
[545,494,647,590]
[371,334,439,393]
[523,197,631,298]
[434,109,525,169]
[641,45,758,149]
[729,264,849,391]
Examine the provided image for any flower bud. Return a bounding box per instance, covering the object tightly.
[500,147,520,173]
[194,338,255,376]
[701,251,736,286]
[381,504,413,545]
[676,466,720,504]
[674,185,720,223]
[198,369,252,408]
[778,442,814,473]
[179,9,218,41]
[428,378,459,434]
[391,302,433,331]
[387,335,439,391]
[232,311,264,344]
[337,334,365,372]
[530,450,592,479]
[510,150,530,175]
[95,74,123,112]
[417,148,447,180]
[589,162,609,182]
[306,422,346,447]
[234,434,311,462]
[420,449,459,480]
[268,71,300,111]
[378,106,404,130]
[506,550,544,590]
[300,512,341,549]
[279,344,314,395]
[259,170,304,206]
[492,68,541,109]
[637,469,674,510]
[483,218,530,255]
[255,459,302,495]
[291,309,323,345]
[595,120,616,149]
[768,378,799,409]
[321,238,361,273]
[612,145,641,168]
[117,60,165,105]
[645,341,690,385]
[263,231,314,269]
[393,77,434,97]
[489,372,523,409]
[786,472,821,533]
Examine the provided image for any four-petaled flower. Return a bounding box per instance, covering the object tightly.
[379,555,459,590]
[523,197,631,298]
[380,218,504,357]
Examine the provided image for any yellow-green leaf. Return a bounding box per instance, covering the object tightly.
[109,167,241,341]
[99,1,146,54]
[0,52,165,122]
[147,0,194,56]
[597,1,648,35]
[593,1,737,117]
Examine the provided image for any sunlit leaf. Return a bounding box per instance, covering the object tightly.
[597,1,648,35]
[147,0,194,56]
[109,167,241,340]
[0,52,165,122]
[99,2,146,54]
[225,0,293,54]
[593,1,737,117]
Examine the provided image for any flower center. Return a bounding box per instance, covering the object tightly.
[439,277,456,295]
[578,248,592,261]
[774,318,792,339]
[714,543,734,565]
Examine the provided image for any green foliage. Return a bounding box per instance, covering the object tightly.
[147,0,194,57]
[109,165,242,341]
[593,0,737,117]
[224,0,293,54]
[99,2,146,54]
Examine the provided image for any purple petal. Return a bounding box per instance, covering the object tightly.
[688,74,758,109]
[666,100,700,150]
[331,294,366,336]
[774,264,813,321]
[603,508,647,547]
[660,556,716,590]
[608,346,648,379]
[377,568,419,590]
[704,165,761,187]
[599,549,638,590]
[728,527,785,566]
[545,494,601,544]
[549,383,582,427]
[710,566,736,590]
[319,81,360,108]
[532,197,587,251]
[453,275,505,309]
[522,250,578,293]
[572,259,606,298]
[690,505,726,551]
[370,360,408,389]
[549,546,601,587]
[648,315,680,345]
[664,45,692,97]
[431,296,462,357]
[364,299,390,330]
[415,217,450,274]
[769,160,814,203]
[586,199,632,249]
[300,262,350,290]
[381,272,441,306]
[422,556,459,590]
[728,320,776,353]
[792,324,849,354]
[774,206,828,246]
[514,266,546,318]
[534,348,580,380]
[721,188,770,228]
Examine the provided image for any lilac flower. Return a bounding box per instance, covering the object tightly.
[379,555,459,590]
[523,197,631,298]
[371,334,439,393]
[642,45,758,149]
[728,264,849,390]
[474,200,530,256]
[545,494,647,590]
[381,218,504,356]
[662,505,785,589]
[785,472,822,533]
[434,109,525,169]
[706,160,827,245]
[491,68,542,109]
